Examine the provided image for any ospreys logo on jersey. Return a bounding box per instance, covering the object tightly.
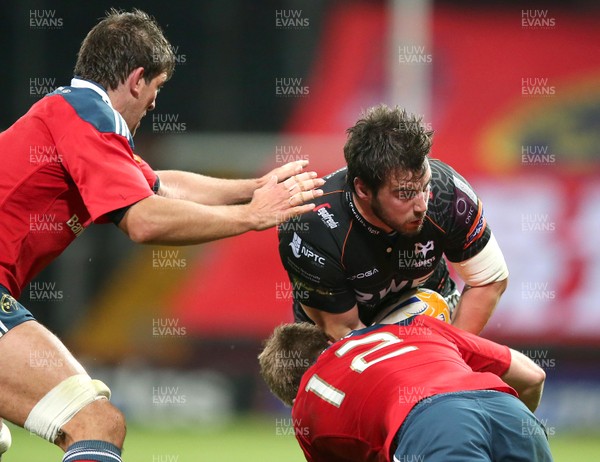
[399,241,436,269]
[0,294,20,314]
[289,233,326,266]
[414,241,434,258]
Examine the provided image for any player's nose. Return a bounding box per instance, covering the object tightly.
[413,192,428,213]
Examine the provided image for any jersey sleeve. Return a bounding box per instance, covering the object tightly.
[423,316,512,376]
[278,228,357,313]
[56,107,157,223]
[433,161,491,263]
[134,153,161,193]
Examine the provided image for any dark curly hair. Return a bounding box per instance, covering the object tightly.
[344,104,433,194]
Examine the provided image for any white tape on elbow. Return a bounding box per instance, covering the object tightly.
[454,233,509,287]
[24,374,111,442]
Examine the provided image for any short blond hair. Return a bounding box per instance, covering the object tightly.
[258,323,329,407]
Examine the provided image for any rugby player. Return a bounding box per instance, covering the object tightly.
[259,318,553,462]
[0,9,323,462]
[278,105,508,340]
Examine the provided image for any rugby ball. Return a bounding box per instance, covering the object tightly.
[371,288,450,325]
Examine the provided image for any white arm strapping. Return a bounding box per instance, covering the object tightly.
[24,374,111,442]
[452,233,509,287]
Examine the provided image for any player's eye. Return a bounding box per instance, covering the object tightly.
[398,190,417,200]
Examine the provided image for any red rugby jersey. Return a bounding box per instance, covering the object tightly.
[0,78,157,297]
[292,316,515,462]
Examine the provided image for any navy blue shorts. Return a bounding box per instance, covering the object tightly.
[393,390,553,462]
[0,285,36,337]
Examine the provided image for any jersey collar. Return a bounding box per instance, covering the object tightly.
[70,77,135,148]
[345,190,389,236]
[71,78,112,107]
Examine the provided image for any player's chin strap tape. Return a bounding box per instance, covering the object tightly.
[24,374,111,442]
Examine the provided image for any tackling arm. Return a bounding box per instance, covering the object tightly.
[431,317,545,413]
[501,349,546,412]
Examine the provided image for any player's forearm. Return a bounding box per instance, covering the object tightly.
[502,349,546,412]
[156,170,260,205]
[120,194,261,245]
[517,382,545,413]
[121,174,322,245]
[451,279,507,334]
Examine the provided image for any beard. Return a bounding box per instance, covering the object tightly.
[371,198,426,237]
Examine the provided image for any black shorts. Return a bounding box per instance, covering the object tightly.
[0,285,36,337]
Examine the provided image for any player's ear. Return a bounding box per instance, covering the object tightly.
[354,177,372,200]
[127,67,146,97]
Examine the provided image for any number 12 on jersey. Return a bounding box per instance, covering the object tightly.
[305,332,418,407]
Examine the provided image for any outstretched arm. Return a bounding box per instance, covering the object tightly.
[156,160,313,205]
[119,172,324,245]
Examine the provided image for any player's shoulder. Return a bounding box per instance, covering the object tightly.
[312,167,351,222]
[278,168,350,252]
[320,167,349,197]
[429,158,460,187]
[430,158,479,202]
[288,167,349,226]
[46,85,129,139]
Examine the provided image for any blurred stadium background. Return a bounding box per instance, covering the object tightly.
[1,0,599,460]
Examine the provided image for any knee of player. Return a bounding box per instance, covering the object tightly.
[95,400,126,436]
[111,404,127,440]
[24,374,127,450]
[92,400,127,442]
[56,400,127,450]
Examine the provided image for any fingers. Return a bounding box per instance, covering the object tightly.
[285,159,309,174]
[291,159,309,173]
[271,160,310,183]
[282,171,319,191]
[251,169,324,230]
[285,172,325,208]
[286,202,318,218]
[288,188,323,207]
